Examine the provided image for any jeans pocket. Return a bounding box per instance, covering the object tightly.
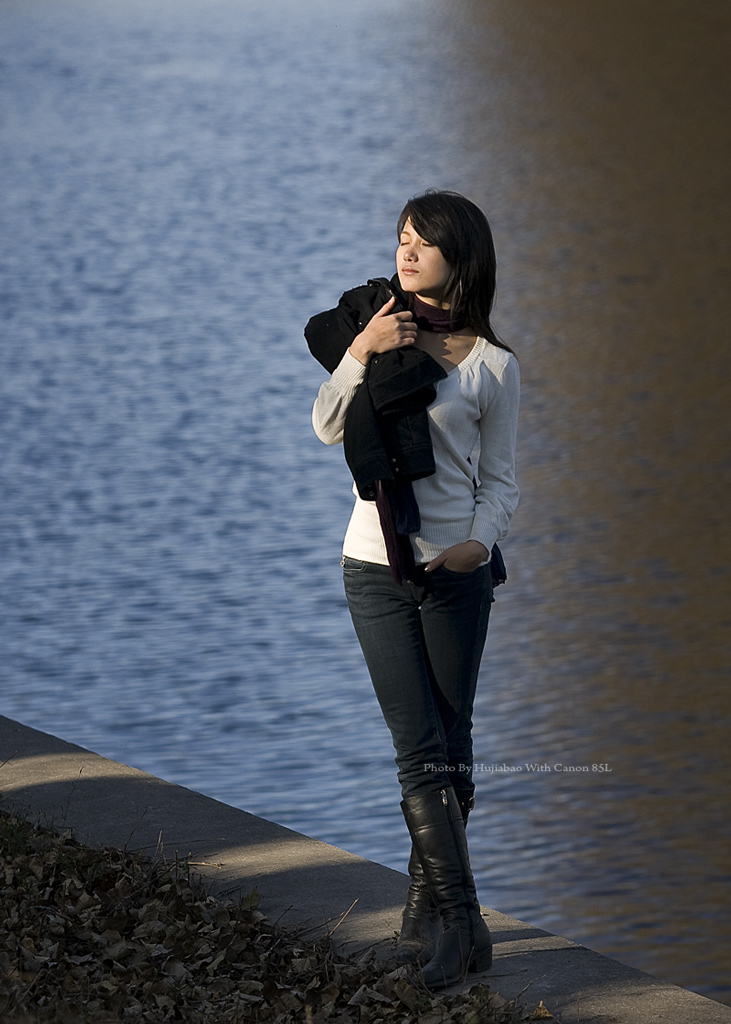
[341,556,368,573]
[436,564,480,578]
[433,564,494,602]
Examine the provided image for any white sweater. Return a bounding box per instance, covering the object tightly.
[312,339,520,565]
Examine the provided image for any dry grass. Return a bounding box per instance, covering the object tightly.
[0,810,553,1023]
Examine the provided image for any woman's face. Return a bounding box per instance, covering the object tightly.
[396,219,453,307]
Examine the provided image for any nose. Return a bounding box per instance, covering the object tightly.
[402,243,416,261]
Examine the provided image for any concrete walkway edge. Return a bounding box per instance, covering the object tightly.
[1,716,729,1024]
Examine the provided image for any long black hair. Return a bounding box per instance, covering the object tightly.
[397,190,513,354]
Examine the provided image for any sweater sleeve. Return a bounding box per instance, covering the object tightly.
[312,349,367,445]
[469,353,521,555]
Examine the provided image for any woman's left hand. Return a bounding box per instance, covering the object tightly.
[425,540,489,574]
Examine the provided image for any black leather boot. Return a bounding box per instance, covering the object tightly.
[401,787,492,989]
[393,844,440,963]
[395,792,474,964]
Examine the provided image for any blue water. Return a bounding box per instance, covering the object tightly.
[0,0,485,874]
[1,0,729,1005]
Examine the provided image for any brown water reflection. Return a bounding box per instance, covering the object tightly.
[441,0,730,1004]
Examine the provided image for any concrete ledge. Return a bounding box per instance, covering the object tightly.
[2,715,730,1024]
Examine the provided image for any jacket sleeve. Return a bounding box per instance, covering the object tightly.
[469,353,521,554]
[312,349,367,445]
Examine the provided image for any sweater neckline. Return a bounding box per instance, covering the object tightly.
[444,334,485,376]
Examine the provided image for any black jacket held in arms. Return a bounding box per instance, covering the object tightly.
[305,275,446,500]
[306,275,445,583]
[305,274,507,587]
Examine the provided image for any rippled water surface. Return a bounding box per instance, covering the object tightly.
[1,0,729,1006]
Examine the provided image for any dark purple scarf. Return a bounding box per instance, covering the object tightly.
[412,294,469,333]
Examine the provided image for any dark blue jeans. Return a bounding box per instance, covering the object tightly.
[343,557,494,799]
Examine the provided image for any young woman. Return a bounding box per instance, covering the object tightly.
[307,190,520,989]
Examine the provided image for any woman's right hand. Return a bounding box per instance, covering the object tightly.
[348,296,417,365]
